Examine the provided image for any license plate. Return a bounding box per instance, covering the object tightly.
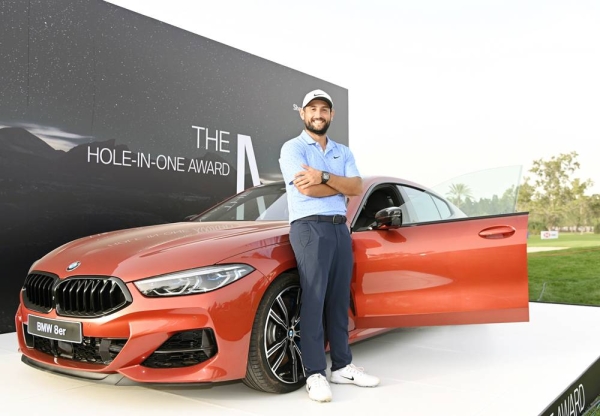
[28,315,82,343]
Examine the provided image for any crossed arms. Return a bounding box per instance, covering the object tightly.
[292,164,362,197]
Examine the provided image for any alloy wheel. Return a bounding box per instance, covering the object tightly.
[263,284,303,384]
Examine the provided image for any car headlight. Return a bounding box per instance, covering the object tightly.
[134,264,255,297]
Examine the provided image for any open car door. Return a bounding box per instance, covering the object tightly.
[349,166,529,329]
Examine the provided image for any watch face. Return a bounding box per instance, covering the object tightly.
[322,171,330,183]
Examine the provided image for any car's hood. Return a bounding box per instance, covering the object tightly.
[31,221,290,282]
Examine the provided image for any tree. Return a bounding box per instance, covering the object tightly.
[565,179,593,231]
[500,185,519,214]
[516,180,534,212]
[525,151,593,229]
[588,194,600,224]
[446,183,472,209]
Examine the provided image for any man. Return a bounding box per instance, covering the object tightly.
[279,89,380,403]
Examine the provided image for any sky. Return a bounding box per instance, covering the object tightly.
[106,0,600,195]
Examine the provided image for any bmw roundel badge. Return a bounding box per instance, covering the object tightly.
[66,261,81,272]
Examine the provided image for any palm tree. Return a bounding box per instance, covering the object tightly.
[447,183,473,208]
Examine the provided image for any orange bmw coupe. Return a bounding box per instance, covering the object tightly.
[15,174,529,393]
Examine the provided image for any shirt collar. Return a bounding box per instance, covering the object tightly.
[299,130,337,153]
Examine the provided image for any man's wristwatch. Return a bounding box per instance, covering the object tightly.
[321,171,330,184]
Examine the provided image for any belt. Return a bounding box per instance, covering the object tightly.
[297,215,347,224]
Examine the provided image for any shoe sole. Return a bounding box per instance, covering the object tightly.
[306,386,332,402]
[310,396,332,402]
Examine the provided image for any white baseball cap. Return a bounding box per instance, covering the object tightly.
[302,89,333,108]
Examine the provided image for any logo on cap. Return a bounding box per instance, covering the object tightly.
[302,89,333,108]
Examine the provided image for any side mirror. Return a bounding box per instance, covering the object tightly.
[374,207,402,230]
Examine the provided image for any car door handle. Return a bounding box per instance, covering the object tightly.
[478,225,516,239]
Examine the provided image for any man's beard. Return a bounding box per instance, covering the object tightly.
[304,118,330,135]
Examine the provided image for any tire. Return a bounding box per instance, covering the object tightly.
[243,272,304,393]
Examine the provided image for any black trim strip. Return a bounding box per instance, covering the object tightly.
[538,355,600,416]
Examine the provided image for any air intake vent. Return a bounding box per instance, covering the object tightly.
[24,323,127,365]
[142,329,218,368]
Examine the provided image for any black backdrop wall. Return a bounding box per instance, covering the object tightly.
[0,0,348,333]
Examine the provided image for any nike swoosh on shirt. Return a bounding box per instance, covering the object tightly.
[333,156,340,159]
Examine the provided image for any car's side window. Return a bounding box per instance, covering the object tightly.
[400,186,453,224]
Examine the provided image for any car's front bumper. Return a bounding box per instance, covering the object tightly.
[15,271,268,384]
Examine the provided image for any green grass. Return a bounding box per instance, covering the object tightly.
[528,232,600,305]
[528,245,600,304]
[586,402,600,416]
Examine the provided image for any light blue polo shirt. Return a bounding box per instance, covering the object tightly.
[279,130,361,223]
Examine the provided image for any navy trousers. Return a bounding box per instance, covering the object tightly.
[289,218,353,377]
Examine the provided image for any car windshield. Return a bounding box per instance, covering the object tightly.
[193,183,288,222]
